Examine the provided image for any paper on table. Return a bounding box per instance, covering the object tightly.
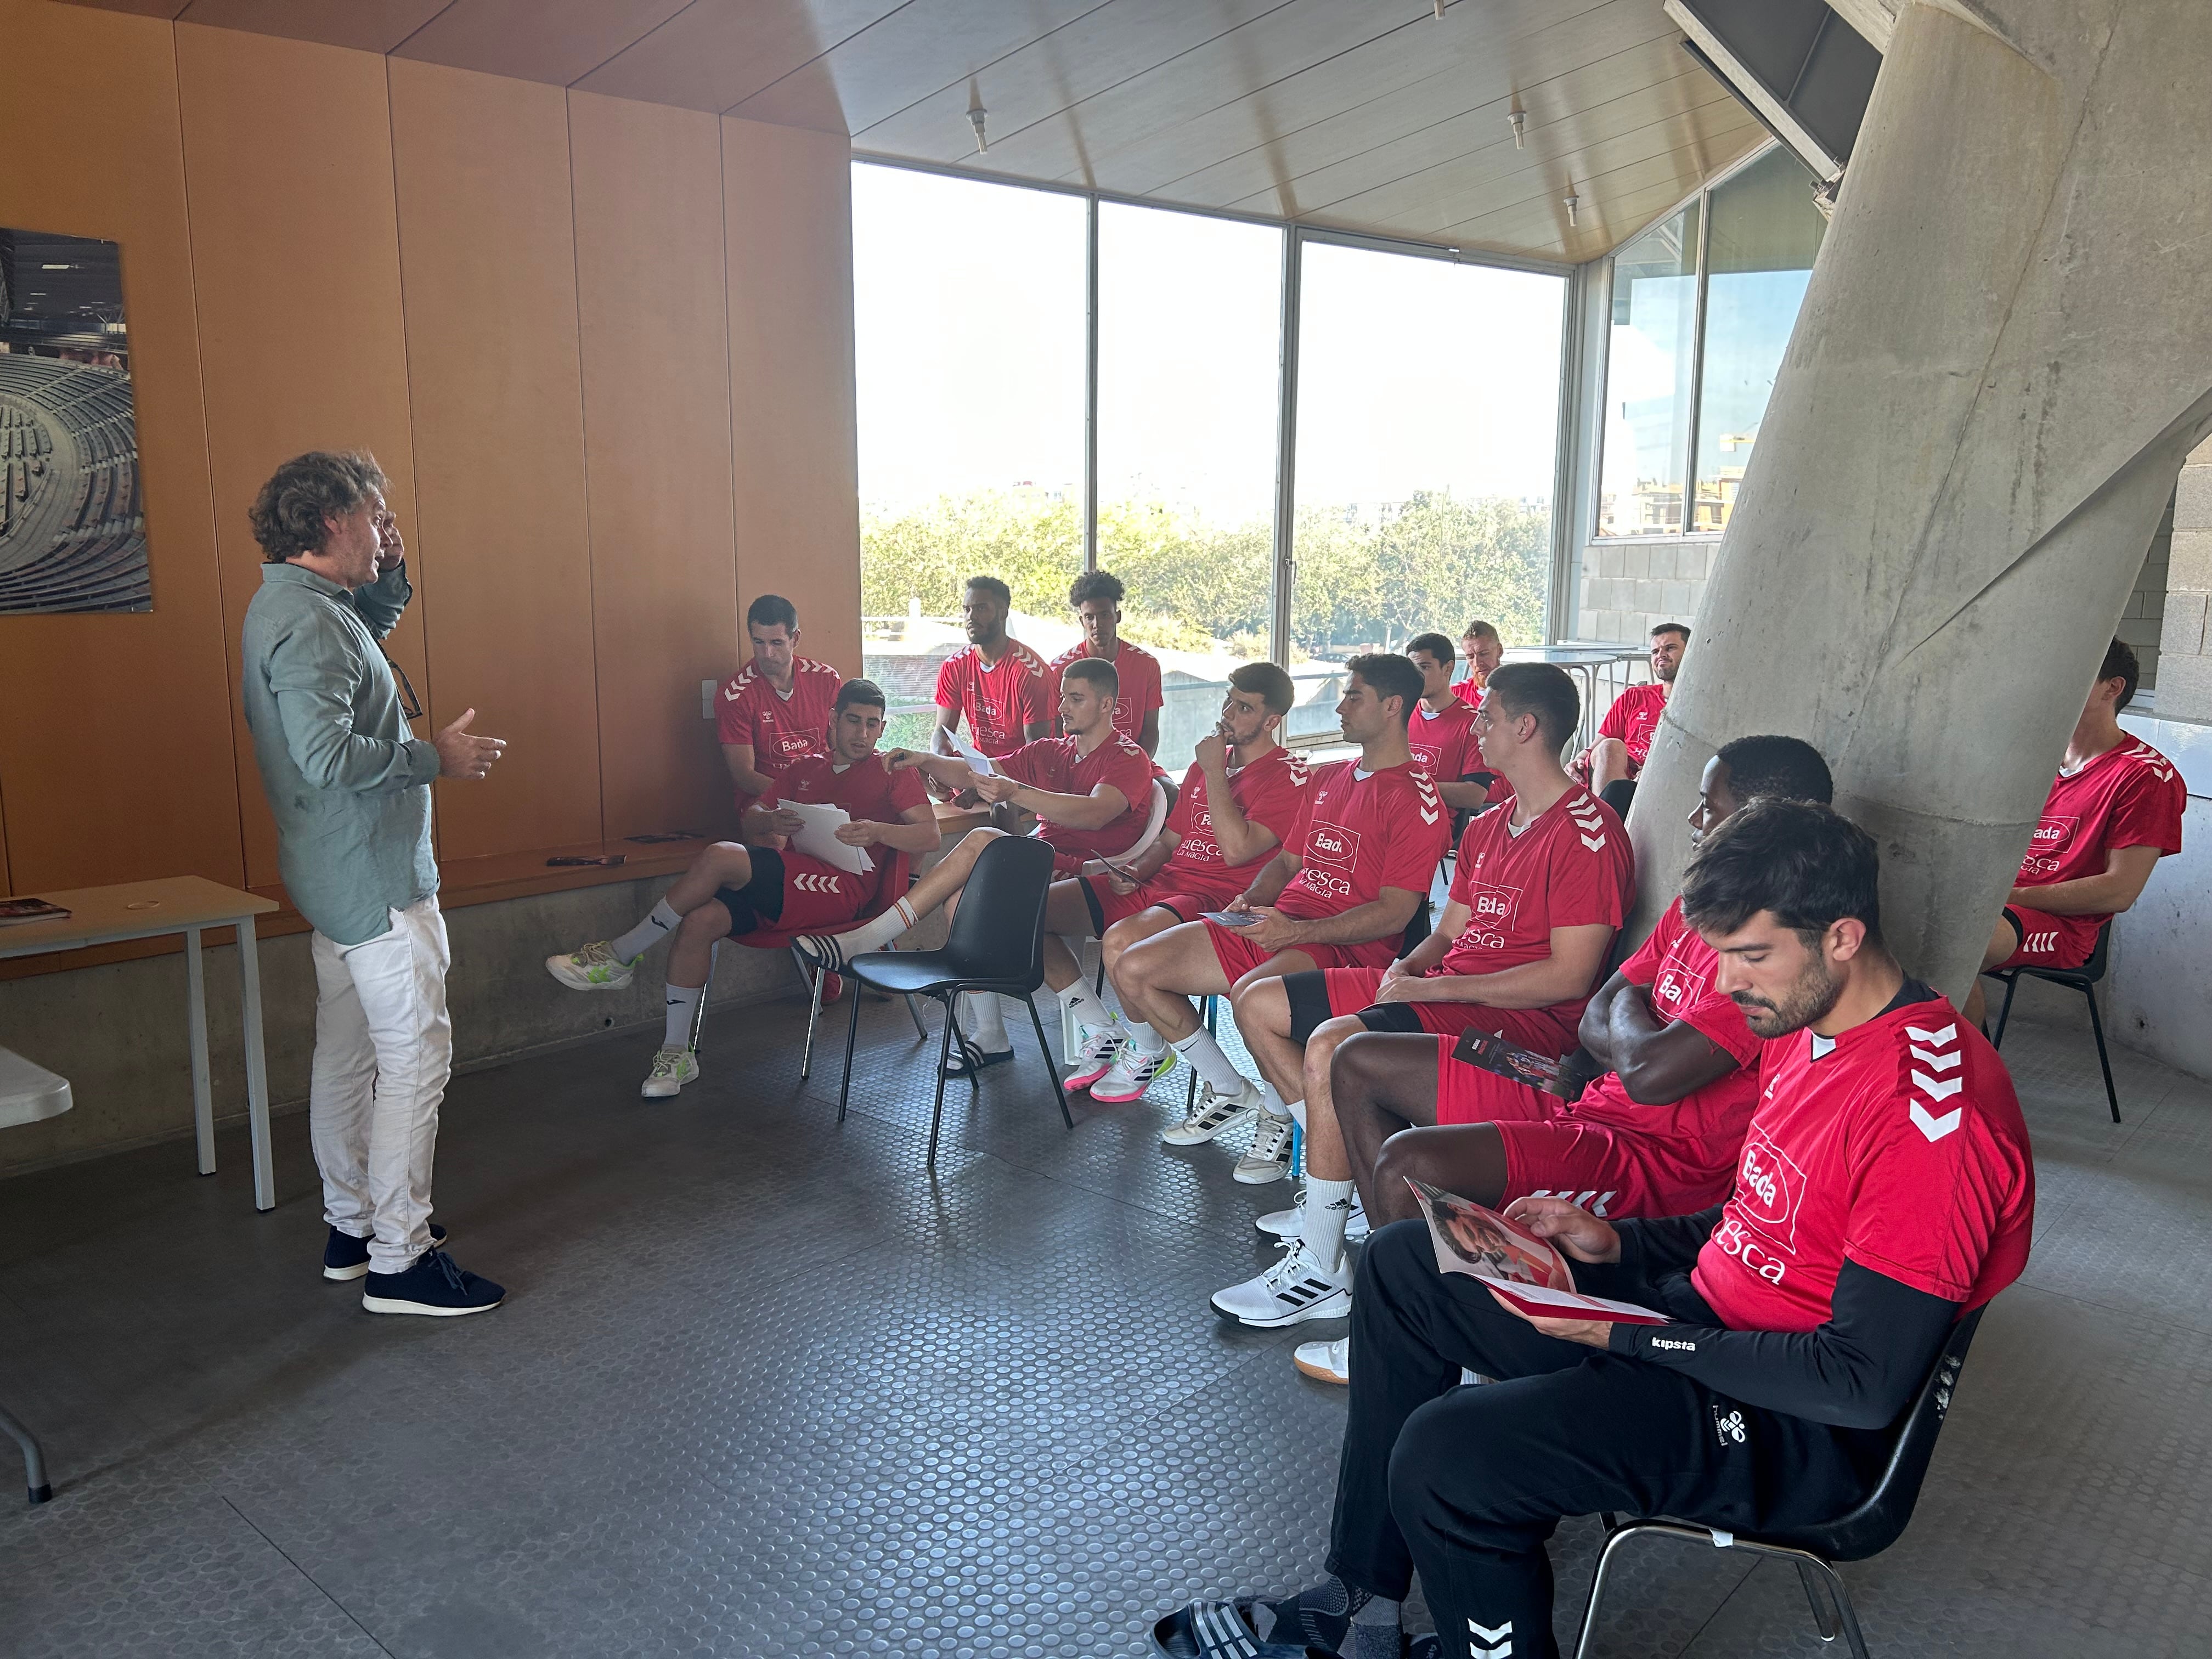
[782,802,874,875]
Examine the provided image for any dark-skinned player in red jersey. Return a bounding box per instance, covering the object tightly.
[1164,800,2033,1659]
[932,574,1052,762]
[1284,735,1835,1386]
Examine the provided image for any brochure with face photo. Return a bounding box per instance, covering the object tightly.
[0,898,71,927]
[1403,1178,1669,1326]
[1451,1029,1572,1094]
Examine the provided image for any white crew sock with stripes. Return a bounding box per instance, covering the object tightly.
[1172,1028,1247,1093]
[1301,1177,1357,1272]
[1122,1020,1165,1057]
[827,896,918,956]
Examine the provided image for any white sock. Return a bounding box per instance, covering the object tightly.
[1124,1020,1165,1057]
[612,898,682,964]
[1302,1177,1356,1271]
[1058,980,1111,1031]
[1172,1028,1246,1093]
[959,991,1010,1051]
[662,983,702,1049]
[1257,1082,1307,1128]
[831,896,917,954]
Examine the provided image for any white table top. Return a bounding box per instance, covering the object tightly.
[0,875,278,961]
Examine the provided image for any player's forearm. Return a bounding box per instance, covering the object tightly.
[1577,977,1638,1069]
[1610,1023,1741,1105]
[1406,958,1592,1008]
[1020,787,1121,828]
[912,754,978,790]
[1612,1205,1723,1280]
[1435,779,1489,811]
[1398,930,1453,976]
[1241,855,1297,907]
[876,820,944,855]
[1125,834,1177,880]
[1282,894,1417,947]
[2008,872,2140,915]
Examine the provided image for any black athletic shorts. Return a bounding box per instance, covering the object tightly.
[711,846,786,938]
[1284,970,1423,1044]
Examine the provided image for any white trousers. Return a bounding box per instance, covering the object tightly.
[308,896,452,1274]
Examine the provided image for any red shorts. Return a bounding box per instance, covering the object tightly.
[1429,1042,1735,1218]
[1201,918,1385,984]
[1079,875,1206,933]
[716,850,870,935]
[1310,967,1576,1053]
[1994,904,2096,970]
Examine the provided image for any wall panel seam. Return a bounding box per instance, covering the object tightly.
[565,91,610,845]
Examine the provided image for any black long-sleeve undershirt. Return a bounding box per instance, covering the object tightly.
[1595,1215,1961,1430]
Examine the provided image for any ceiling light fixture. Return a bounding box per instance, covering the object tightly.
[967,99,989,154]
[1564,189,1581,228]
[1508,107,1526,149]
[1434,1,1447,19]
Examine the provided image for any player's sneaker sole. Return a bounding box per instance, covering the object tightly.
[545,951,634,991]
[1090,1048,1177,1104]
[1293,1338,1350,1385]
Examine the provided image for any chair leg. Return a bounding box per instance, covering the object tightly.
[837,970,865,1124]
[1990,973,2020,1048]
[928,994,958,1169]
[798,967,827,1081]
[904,994,928,1040]
[1024,995,1076,1130]
[0,1402,53,1504]
[1795,1560,1841,1642]
[1572,1520,1650,1659]
[687,939,720,1054]
[1805,1559,1871,1659]
[2082,982,2123,1124]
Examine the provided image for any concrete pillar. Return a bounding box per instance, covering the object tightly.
[2161,437,2212,719]
[1632,0,2212,999]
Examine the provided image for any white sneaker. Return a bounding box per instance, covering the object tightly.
[547,940,635,991]
[1256,1197,1370,1243]
[640,1046,698,1098]
[1294,1337,1351,1385]
[1090,1045,1177,1104]
[1210,1239,1352,1328]
[1066,1020,1125,1091]
[1161,1076,1265,1146]
[1233,1112,1297,1183]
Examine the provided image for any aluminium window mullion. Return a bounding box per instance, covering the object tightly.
[1084,194,1100,573]
[1269,226,1301,668]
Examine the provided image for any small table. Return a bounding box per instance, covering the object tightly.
[0,876,280,1211]
[1503,644,1652,753]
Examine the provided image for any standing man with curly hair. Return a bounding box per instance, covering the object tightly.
[241,450,509,1317]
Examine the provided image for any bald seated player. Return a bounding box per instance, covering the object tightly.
[1965,637,2183,1029]
[1209,664,1633,1331]
[796,656,1150,1074]
[1451,619,1505,706]
[1289,734,1834,1385]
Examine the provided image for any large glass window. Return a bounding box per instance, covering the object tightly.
[1289,244,1567,735]
[1693,148,1827,531]
[1596,205,1700,537]
[851,166,1086,748]
[1096,204,1282,773]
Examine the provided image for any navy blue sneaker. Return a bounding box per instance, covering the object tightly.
[323,1223,447,1282]
[361,1249,504,1317]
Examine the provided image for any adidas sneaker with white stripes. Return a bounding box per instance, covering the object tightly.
[1210,1239,1352,1328]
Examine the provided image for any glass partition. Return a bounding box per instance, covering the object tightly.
[1595,205,1700,537]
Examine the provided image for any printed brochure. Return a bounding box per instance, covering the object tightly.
[1404,1178,1669,1326]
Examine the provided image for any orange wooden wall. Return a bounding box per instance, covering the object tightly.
[0,0,862,899]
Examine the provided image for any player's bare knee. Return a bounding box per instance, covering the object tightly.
[1332,1029,1392,1098]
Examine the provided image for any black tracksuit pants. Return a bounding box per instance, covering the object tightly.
[1325,1222,1877,1659]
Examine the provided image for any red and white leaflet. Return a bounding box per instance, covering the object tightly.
[1480,1279,1670,1327]
[1406,1178,1668,1325]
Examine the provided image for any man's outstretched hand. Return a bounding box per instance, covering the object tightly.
[435,708,506,781]
[1504,1195,1621,1264]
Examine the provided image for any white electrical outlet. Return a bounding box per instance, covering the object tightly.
[702,679,719,720]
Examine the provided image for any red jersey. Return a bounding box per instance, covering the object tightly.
[763,751,929,837]
[1045,640,1164,749]
[2012,737,2185,957]
[1568,897,1763,1162]
[934,640,1050,758]
[1434,787,1633,1030]
[1451,676,1483,707]
[1277,761,1451,956]
[716,657,842,803]
[1408,698,1481,783]
[1599,681,1670,773]
[1690,991,2034,1333]
[996,731,1155,871]
[1158,747,1315,904]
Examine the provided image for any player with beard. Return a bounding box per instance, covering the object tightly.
[1577,622,1688,804]
[933,575,1051,760]
[1163,800,2033,1659]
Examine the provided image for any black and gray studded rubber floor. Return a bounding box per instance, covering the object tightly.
[1,992,2206,1656]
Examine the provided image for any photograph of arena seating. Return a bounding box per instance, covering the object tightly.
[0,225,147,614]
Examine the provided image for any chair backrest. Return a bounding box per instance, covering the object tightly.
[1400,893,1432,957]
[1776,1304,1985,1562]
[941,833,1056,988]
[2080,918,2113,981]
[1126,778,1171,860]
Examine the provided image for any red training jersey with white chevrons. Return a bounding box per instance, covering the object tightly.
[1408,697,1481,783]
[1434,787,1634,1032]
[1690,989,2034,1333]
[1045,640,1164,749]
[1276,760,1451,963]
[2012,737,2185,960]
[1156,747,1314,904]
[935,639,1051,758]
[763,751,929,828]
[1599,681,1670,773]
[995,731,1156,871]
[716,657,843,805]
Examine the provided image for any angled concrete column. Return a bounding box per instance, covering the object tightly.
[1634,0,2212,997]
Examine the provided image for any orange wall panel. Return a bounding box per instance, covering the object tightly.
[723,117,863,678]
[176,21,424,889]
[569,92,743,842]
[388,58,600,860]
[0,0,241,894]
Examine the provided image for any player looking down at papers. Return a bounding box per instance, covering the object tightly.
[1161,798,2034,1659]
[545,680,938,1099]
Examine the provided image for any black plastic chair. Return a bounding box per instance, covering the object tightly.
[835,834,1073,1167]
[1573,1305,1984,1659]
[1983,919,2120,1122]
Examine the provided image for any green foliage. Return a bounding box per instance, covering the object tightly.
[861,488,1550,655]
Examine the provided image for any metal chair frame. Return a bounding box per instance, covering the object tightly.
[1983,918,2120,1122]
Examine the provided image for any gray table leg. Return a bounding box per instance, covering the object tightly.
[185,926,215,1176]
[0,1402,52,1504]
[237,916,274,1212]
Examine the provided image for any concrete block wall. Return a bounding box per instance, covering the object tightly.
[1574,538,1719,640]
[2162,437,2212,718]
[2122,491,2172,689]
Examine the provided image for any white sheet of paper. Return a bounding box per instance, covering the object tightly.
[782,802,874,875]
[947,730,996,778]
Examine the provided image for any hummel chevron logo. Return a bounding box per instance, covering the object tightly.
[1912,1072,1963,1101]
[1905,1023,1957,1046]
[1468,1618,1513,1657]
[1910,1102,1963,1142]
[1579,833,1607,851]
[1910,1046,1962,1070]
[792,873,843,894]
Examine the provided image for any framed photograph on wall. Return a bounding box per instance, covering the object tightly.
[0,225,149,613]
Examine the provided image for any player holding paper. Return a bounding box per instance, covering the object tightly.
[1159,800,2034,1659]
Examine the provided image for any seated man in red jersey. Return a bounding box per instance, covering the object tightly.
[546,680,938,1100]
[1966,637,2185,1028]
[1210,663,1633,1330]
[715,594,845,819]
[795,657,1152,1073]
[1095,655,1451,1183]
[1451,619,1504,707]
[933,574,1052,764]
[1282,735,1833,1383]
[1044,569,1164,759]
[1403,631,1496,816]
[1575,621,1688,808]
[1170,800,2033,1659]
